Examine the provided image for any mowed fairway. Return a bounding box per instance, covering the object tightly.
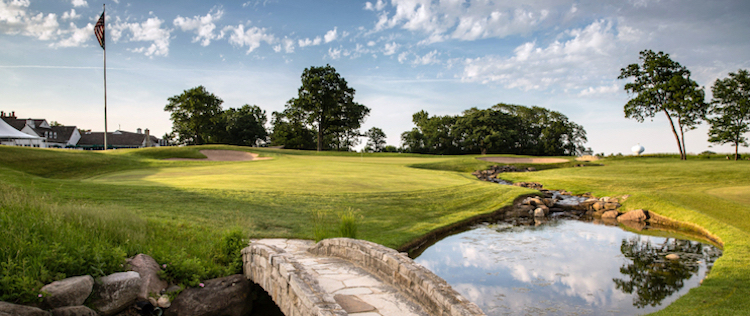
[90,155,473,193]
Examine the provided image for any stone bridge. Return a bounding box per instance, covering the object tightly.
[242,238,486,316]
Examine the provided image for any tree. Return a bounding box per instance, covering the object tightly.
[365,127,387,152]
[269,107,317,150]
[286,65,370,151]
[618,50,707,160]
[708,69,750,160]
[164,86,224,145]
[219,104,268,146]
[454,107,515,155]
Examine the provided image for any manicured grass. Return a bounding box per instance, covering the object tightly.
[0,145,528,303]
[500,157,750,315]
[2,146,748,315]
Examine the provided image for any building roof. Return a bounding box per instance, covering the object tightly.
[49,126,77,143]
[77,130,159,148]
[0,117,39,139]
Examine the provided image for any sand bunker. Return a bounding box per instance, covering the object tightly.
[166,150,271,161]
[477,156,569,164]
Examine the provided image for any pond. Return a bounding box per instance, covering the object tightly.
[414,219,722,316]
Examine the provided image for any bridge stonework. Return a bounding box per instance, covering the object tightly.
[243,238,485,316]
[308,238,484,316]
[242,243,347,316]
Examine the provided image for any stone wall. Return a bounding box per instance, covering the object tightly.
[242,243,347,316]
[308,238,485,316]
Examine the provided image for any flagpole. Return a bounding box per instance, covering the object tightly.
[102,4,108,151]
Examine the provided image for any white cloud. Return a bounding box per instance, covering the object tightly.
[579,84,619,96]
[279,36,294,53]
[24,12,58,40]
[327,46,341,59]
[298,36,321,47]
[53,21,93,47]
[397,51,409,63]
[367,40,375,46]
[324,27,337,43]
[383,41,398,55]
[71,0,87,7]
[224,24,275,54]
[413,50,439,65]
[364,0,386,11]
[461,20,623,91]
[173,8,224,47]
[368,0,553,43]
[61,9,79,20]
[111,16,172,57]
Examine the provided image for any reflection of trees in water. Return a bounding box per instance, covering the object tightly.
[613,237,717,308]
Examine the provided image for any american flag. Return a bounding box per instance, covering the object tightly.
[94,11,105,49]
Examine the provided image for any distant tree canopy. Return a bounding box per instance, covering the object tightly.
[271,64,370,151]
[401,103,587,156]
[165,86,268,146]
[618,50,708,160]
[365,127,387,152]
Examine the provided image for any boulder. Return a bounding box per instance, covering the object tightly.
[601,210,619,219]
[543,198,556,208]
[127,254,168,300]
[528,197,544,207]
[617,209,650,223]
[0,302,50,316]
[604,202,621,211]
[90,271,142,316]
[50,306,98,316]
[40,275,94,309]
[165,274,253,316]
[533,208,546,217]
[592,201,606,212]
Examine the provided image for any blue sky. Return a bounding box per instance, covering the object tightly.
[2,0,749,154]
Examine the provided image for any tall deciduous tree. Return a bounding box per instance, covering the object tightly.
[286,65,370,151]
[164,86,224,145]
[269,106,316,150]
[220,104,268,146]
[708,69,750,160]
[618,50,707,160]
[365,127,387,152]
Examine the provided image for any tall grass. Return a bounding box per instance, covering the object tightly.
[338,208,360,239]
[0,184,145,303]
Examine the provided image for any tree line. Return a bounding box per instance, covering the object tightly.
[619,50,750,160]
[401,104,588,156]
[163,58,749,159]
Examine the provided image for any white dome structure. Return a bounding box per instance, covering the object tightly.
[632,144,645,156]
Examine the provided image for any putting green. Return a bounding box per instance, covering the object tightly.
[89,155,472,193]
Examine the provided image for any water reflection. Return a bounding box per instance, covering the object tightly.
[614,237,719,308]
[415,220,721,316]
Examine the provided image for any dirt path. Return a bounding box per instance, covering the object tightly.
[477,156,569,164]
[165,150,271,161]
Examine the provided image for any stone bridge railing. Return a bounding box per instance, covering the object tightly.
[242,243,346,316]
[308,238,485,316]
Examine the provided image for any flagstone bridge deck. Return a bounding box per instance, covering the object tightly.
[242,238,486,316]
